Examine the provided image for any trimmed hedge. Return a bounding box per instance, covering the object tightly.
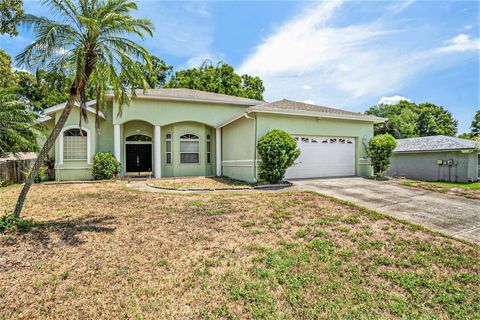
[92,153,121,180]
[257,129,300,183]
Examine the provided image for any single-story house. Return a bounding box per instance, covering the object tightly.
[38,88,385,182]
[388,135,480,183]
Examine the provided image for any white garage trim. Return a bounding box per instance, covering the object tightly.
[285,136,355,179]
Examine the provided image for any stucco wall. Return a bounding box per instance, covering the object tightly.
[221,116,256,182]
[389,151,479,183]
[113,98,248,127]
[255,113,375,177]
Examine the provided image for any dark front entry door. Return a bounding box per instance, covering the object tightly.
[126,144,152,173]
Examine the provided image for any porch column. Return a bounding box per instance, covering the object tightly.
[154,125,161,178]
[114,124,121,162]
[216,127,222,176]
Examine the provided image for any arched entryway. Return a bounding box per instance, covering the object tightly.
[125,134,152,174]
[123,120,154,176]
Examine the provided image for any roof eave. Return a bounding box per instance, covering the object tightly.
[250,107,386,123]
[43,100,106,119]
[106,92,261,107]
[394,148,479,153]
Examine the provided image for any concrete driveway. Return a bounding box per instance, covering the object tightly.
[292,177,480,244]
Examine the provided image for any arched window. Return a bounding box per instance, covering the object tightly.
[63,129,88,160]
[180,134,199,164]
[126,134,152,142]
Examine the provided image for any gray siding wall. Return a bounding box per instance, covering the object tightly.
[388,151,479,183]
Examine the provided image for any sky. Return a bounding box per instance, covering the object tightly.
[1,0,479,133]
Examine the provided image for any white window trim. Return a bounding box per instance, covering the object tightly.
[59,125,91,165]
[179,133,200,165]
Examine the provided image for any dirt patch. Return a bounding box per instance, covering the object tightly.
[1,182,478,319]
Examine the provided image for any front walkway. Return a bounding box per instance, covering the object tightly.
[292,177,480,244]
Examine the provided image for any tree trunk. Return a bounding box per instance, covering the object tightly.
[13,86,81,217]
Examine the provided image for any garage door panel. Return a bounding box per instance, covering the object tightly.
[285,136,355,179]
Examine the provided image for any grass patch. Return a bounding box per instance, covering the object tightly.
[0,183,478,319]
[401,180,480,200]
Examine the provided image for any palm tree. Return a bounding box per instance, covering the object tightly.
[13,0,154,217]
[0,91,42,156]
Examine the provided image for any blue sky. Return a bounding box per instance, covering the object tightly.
[1,0,478,133]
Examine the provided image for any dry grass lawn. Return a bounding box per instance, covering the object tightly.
[1,182,479,319]
[147,177,252,190]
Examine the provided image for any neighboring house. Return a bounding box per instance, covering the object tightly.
[38,88,384,182]
[389,135,480,183]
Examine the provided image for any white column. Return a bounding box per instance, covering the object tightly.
[154,125,161,178]
[216,127,222,176]
[114,124,121,162]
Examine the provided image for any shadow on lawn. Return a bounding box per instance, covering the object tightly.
[30,215,116,247]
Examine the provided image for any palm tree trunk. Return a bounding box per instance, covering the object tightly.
[13,86,81,217]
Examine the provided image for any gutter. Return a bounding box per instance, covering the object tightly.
[216,108,386,129]
[394,149,479,154]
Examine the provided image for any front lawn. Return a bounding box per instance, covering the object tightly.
[147,177,252,190]
[1,182,479,319]
[401,180,480,200]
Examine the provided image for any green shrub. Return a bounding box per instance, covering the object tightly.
[257,129,300,183]
[0,214,35,232]
[368,134,397,178]
[92,152,121,180]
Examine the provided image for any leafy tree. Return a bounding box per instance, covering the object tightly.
[416,102,457,137]
[0,90,42,156]
[366,100,458,138]
[121,54,172,89]
[0,49,17,87]
[471,109,480,137]
[13,0,154,217]
[0,0,23,36]
[257,129,300,183]
[167,61,265,100]
[368,134,397,178]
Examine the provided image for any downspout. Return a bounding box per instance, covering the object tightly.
[244,112,257,182]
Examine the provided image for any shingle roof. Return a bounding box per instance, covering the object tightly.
[250,99,384,122]
[394,135,479,152]
[109,88,264,106]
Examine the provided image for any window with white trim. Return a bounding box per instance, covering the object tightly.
[206,134,211,164]
[180,134,199,164]
[64,129,88,160]
[165,133,172,164]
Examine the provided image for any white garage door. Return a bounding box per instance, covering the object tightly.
[285,136,356,179]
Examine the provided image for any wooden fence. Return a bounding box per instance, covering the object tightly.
[0,158,36,187]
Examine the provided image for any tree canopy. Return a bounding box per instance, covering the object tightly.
[166,61,265,100]
[120,54,172,89]
[13,0,154,217]
[0,0,23,36]
[366,100,458,138]
[458,109,480,140]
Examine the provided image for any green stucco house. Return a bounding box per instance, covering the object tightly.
[38,88,385,182]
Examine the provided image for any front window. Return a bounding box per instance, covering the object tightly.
[166,133,172,164]
[206,134,211,164]
[64,129,87,160]
[180,134,199,164]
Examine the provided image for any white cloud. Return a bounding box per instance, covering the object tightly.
[437,34,480,53]
[377,96,410,106]
[465,25,472,30]
[301,85,312,90]
[238,1,478,111]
